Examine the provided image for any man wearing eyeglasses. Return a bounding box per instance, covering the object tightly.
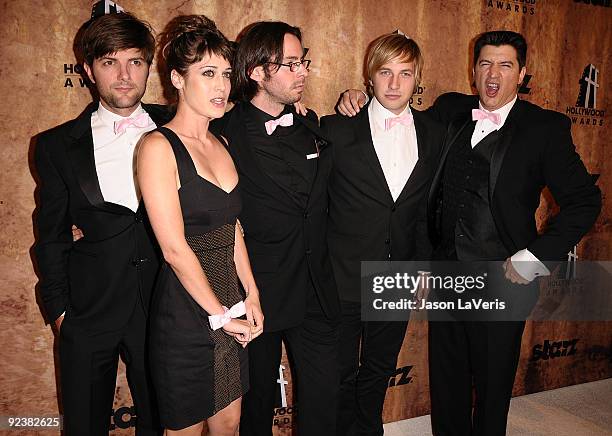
[212,21,341,436]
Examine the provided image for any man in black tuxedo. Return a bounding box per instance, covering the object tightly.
[321,33,443,436]
[211,21,341,436]
[34,12,169,435]
[424,31,600,436]
[337,30,600,436]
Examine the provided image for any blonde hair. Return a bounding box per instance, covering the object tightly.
[365,33,423,94]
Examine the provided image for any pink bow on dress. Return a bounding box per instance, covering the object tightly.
[208,301,247,330]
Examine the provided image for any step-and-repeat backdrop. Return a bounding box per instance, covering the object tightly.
[0,0,610,434]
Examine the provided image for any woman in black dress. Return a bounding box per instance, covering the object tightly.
[138,15,264,435]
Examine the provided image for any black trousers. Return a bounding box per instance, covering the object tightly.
[428,320,526,436]
[240,302,339,436]
[337,300,408,436]
[59,303,161,436]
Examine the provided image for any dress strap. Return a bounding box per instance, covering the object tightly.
[155,126,198,187]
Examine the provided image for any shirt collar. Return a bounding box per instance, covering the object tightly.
[368,96,412,130]
[478,95,517,127]
[94,102,145,129]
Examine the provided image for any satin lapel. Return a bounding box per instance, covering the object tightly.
[67,105,106,208]
[395,110,428,204]
[142,103,172,126]
[224,104,301,209]
[295,114,326,208]
[355,109,394,203]
[488,103,520,204]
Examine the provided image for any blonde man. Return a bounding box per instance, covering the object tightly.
[321,33,443,436]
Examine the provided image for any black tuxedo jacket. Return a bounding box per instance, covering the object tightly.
[426,92,601,262]
[212,103,340,331]
[34,102,172,331]
[321,105,444,302]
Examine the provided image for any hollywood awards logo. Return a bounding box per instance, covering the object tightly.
[566,64,606,127]
[486,0,536,15]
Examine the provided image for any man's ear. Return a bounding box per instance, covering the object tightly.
[249,65,265,84]
[83,62,95,84]
[518,66,527,86]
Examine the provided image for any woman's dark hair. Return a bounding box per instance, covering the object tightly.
[231,21,302,102]
[158,15,234,100]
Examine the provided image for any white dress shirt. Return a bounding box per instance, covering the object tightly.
[368,97,419,202]
[469,96,549,281]
[91,103,157,212]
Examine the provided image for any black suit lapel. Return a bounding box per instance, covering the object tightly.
[295,113,329,209]
[142,102,172,126]
[355,108,394,203]
[395,110,430,204]
[67,104,107,208]
[489,102,522,204]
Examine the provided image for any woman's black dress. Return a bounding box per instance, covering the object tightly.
[149,127,248,430]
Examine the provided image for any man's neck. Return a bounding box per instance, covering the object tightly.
[99,99,141,118]
[250,93,285,117]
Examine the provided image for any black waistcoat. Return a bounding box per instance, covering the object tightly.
[439,123,509,261]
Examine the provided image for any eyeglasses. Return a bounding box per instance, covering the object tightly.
[267,59,311,72]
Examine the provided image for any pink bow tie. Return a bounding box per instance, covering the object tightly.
[384,113,413,131]
[208,301,247,330]
[472,109,501,125]
[113,112,153,135]
[264,113,294,135]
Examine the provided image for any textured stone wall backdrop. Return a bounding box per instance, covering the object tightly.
[0,0,610,434]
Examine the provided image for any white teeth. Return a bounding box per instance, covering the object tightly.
[487,83,499,89]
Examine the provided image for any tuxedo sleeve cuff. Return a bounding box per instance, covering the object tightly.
[510,249,551,282]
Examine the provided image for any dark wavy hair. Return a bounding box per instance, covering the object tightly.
[158,15,234,100]
[231,21,302,102]
[80,12,155,66]
[473,30,527,69]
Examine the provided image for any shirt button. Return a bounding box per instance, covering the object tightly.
[306,249,312,255]
[385,239,390,244]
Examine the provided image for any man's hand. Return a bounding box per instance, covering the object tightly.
[502,258,530,285]
[245,292,264,340]
[337,89,367,116]
[293,102,308,116]
[54,314,64,333]
[72,225,84,242]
